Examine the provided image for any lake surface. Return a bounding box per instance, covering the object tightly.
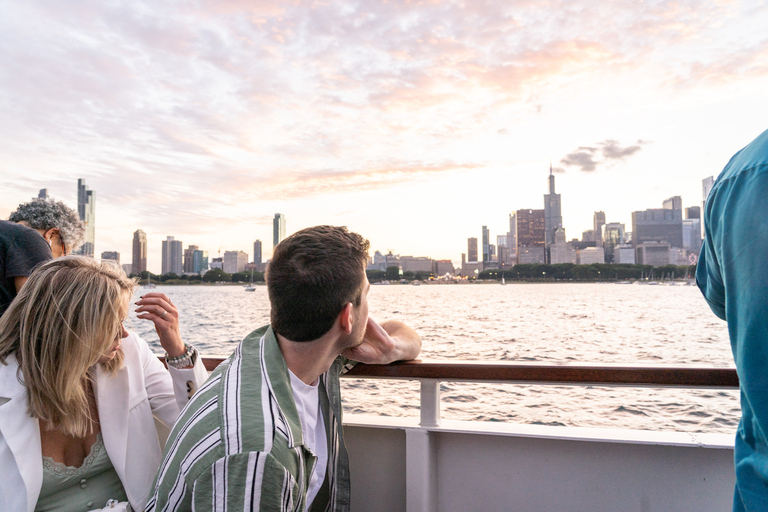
[128,282,739,434]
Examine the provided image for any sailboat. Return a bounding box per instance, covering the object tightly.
[244,270,256,291]
[144,273,157,289]
[501,275,506,285]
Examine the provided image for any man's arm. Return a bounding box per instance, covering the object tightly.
[342,317,421,364]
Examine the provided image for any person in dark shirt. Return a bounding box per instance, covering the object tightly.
[1,199,84,316]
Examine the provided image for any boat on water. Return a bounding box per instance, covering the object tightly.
[244,269,256,291]
[143,274,156,289]
[187,356,737,511]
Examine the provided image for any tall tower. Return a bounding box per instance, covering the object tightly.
[593,211,606,246]
[273,213,286,251]
[75,179,95,257]
[161,236,183,275]
[132,229,147,275]
[543,165,562,253]
[253,240,263,264]
[467,238,478,262]
[482,226,490,262]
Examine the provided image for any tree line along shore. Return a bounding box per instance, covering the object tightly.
[130,263,698,285]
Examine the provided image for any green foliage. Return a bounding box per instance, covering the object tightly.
[231,272,249,283]
[366,269,386,282]
[385,266,400,280]
[478,263,693,282]
[203,269,231,282]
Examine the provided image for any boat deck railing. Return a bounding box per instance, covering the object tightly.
[197,357,739,427]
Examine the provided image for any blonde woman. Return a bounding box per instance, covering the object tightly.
[0,256,209,512]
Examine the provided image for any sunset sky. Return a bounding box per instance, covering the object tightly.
[2,0,768,273]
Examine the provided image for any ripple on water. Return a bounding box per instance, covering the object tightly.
[129,284,738,434]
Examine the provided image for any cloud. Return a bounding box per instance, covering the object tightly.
[559,140,647,173]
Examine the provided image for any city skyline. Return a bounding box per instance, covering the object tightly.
[2,1,768,273]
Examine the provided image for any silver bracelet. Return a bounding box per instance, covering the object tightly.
[165,344,197,369]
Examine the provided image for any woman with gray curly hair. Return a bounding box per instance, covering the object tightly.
[1,199,85,316]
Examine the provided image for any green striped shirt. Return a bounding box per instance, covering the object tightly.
[146,326,355,512]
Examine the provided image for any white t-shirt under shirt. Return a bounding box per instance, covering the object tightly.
[288,370,328,511]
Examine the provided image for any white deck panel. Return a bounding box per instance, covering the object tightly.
[344,415,735,512]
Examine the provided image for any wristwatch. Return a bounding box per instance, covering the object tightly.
[165,344,197,369]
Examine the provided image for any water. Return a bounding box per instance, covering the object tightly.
[128,282,739,434]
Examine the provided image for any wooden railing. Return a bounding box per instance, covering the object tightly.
[196,357,739,388]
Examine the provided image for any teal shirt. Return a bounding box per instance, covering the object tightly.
[697,128,768,512]
[146,326,356,512]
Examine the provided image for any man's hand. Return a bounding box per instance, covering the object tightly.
[342,317,421,364]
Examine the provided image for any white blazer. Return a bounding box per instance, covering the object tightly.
[0,331,209,512]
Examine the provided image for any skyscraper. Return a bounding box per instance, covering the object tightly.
[482,226,490,262]
[516,209,546,264]
[161,236,183,275]
[273,213,286,251]
[183,245,199,273]
[603,223,625,263]
[543,166,562,248]
[507,213,517,265]
[75,179,95,257]
[467,238,478,262]
[132,229,147,275]
[593,211,606,246]
[38,189,48,200]
[253,240,262,264]
[662,196,683,211]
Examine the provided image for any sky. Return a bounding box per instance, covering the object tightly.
[2,0,768,273]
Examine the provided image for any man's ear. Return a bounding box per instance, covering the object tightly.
[43,227,58,242]
[338,303,354,335]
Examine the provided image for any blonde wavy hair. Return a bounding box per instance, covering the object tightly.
[0,256,137,437]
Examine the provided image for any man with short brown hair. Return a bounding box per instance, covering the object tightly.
[148,225,421,512]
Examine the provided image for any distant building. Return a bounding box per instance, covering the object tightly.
[603,223,625,263]
[183,245,199,273]
[482,226,490,262]
[75,179,95,257]
[253,240,262,264]
[685,206,701,220]
[517,246,546,264]
[582,230,596,243]
[614,244,636,264]
[434,260,455,276]
[467,238,478,262]
[193,250,209,274]
[682,219,702,257]
[516,209,545,264]
[636,242,670,267]
[210,257,223,270]
[663,196,683,211]
[549,227,576,264]
[121,264,132,275]
[161,236,183,275]
[631,208,683,256]
[101,251,119,264]
[132,229,147,275]
[401,256,433,273]
[38,189,48,200]
[460,261,484,278]
[544,166,563,249]
[223,250,248,274]
[273,213,286,251]
[593,212,606,246]
[506,213,517,264]
[577,247,605,265]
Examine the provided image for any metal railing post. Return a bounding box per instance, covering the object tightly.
[420,379,441,427]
